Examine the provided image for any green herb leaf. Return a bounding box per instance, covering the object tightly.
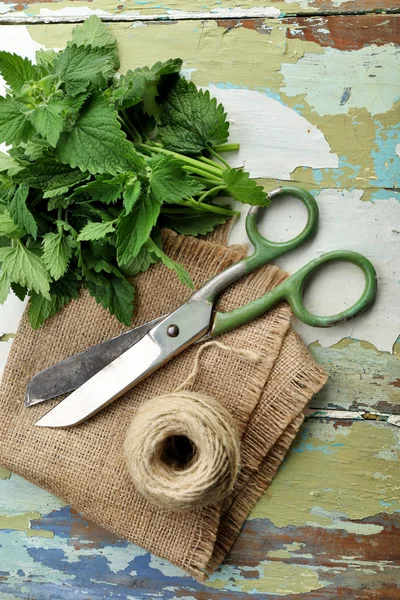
[70,15,116,49]
[55,44,118,96]
[123,178,141,214]
[0,151,24,175]
[120,243,158,277]
[9,184,37,239]
[159,78,229,154]
[145,238,193,288]
[147,154,204,204]
[28,271,80,329]
[162,208,230,236]
[27,100,65,147]
[57,96,142,175]
[77,220,116,241]
[113,58,182,110]
[42,231,73,280]
[73,175,123,204]
[116,187,163,266]
[0,269,10,304]
[0,208,25,238]
[1,243,51,298]
[0,52,38,92]
[86,272,134,326]
[11,282,27,301]
[222,168,269,206]
[35,49,59,72]
[0,96,32,146]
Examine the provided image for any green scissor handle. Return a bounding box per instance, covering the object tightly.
[206,186,377,337]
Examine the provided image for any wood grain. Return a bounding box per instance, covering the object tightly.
[0,6,399,600]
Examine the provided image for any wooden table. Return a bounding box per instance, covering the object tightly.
[0,1,399,598]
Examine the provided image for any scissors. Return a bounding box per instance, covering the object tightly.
[26,186,377,428]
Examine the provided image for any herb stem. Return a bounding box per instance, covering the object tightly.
[197,156,224,171]
[139,143,224,180]
[212,143,240,153]
[172,198,239,217]
[207,145,231,169]
[182,165,222,182]
[196,184,227,204]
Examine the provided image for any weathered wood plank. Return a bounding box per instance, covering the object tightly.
[0,14,399,600]
[0,0,399,23]
[0,420,399,598]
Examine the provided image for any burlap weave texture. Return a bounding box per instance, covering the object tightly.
[0,228,327,580]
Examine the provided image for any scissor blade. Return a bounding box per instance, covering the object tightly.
[35,299,213,428]
[25,316,166,407]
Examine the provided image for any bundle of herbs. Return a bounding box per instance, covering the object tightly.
[0,16,269,328]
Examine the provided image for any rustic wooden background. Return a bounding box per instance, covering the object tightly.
[0,0,399,598]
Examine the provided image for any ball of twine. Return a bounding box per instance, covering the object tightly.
[124,391,241,512]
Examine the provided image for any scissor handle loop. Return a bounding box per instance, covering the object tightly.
[283,250,377,327]
[211,250,377,337]
[245,186,319,265]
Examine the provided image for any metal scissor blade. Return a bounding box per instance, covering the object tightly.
[25,316,166,407]
[34,299,213,428]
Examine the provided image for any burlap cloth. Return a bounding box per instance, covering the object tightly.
[0,226,327,580]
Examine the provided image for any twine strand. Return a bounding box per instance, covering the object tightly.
[124,391,241,511]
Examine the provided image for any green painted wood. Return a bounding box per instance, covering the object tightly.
[0,10,399,600]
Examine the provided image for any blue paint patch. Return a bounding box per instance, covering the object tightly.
[312,156,361,190]
[370,120,400,189]
[369,189,400,202]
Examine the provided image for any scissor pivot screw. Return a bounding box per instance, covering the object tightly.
[167,324,179,337]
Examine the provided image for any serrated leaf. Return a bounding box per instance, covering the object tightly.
[159,78,229,154]
[42,231,73,280]
[56,44,118,96]
[57,96,143,175]
[20,159,89,197]
[0,209,25,238]
[1,243,51,298]
[73,175,123,204]
[28,100,65,147]
[0,96,32,146]
[77,220,116,241]
[9,184,37,239]
[162,208,230,236]
[145,238,193,288]
[22,137,49,161]
[86,272,134,326]
[35,49,59,72]
[0,269,10,304]
[113,58,182,110]
[11,282,27,301]
[121,243,159,277]
[147,154,204,204]
[70,16,116,49]
[28,271,80,329]
[222,168,269,206]
[28,293,54,329]
[0,52,38,92]
[123,178,141,214]
[116,188,163,266]
[0,151,24,174]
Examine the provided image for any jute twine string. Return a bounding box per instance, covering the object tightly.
[124,343,263,511]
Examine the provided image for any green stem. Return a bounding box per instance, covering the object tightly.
[182,165,221,182]
[173,198,239,217]
[197,156,224,171]
[120,112,141,143]
[207,146,231,169]
[139,143,224,180]
[212,143,240,153]
[196,184,227,204]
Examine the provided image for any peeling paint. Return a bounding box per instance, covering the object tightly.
[281,45,400,117]
[249,420,400,528]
